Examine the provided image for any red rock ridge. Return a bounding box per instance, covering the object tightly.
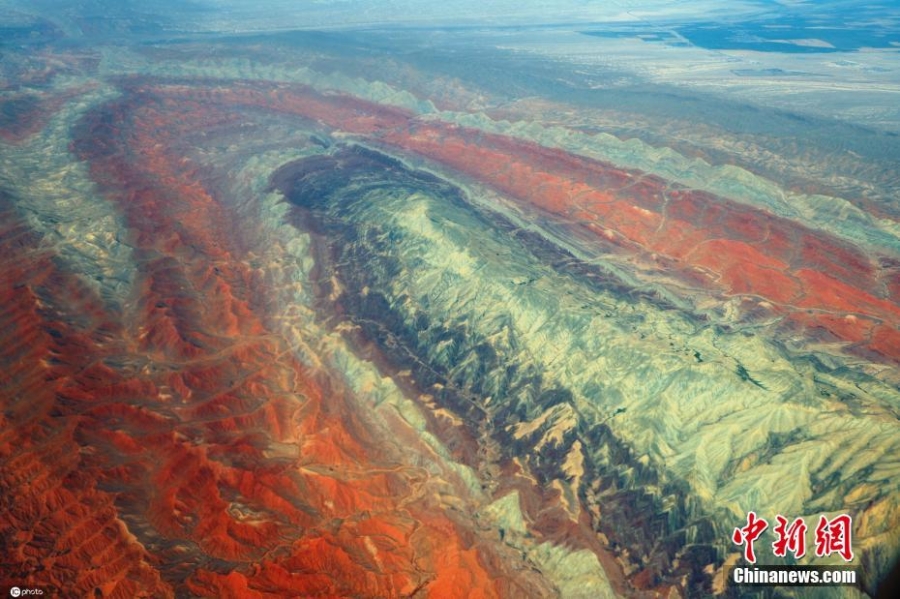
[1,84,532,596]
[132,78,900,363]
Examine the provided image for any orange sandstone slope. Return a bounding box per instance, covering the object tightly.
[0,89,540,597]
[0,196,170,597]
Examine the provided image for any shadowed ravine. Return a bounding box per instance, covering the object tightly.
[271,145,900,597]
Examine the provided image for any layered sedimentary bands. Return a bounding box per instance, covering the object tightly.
[2,26,900,599]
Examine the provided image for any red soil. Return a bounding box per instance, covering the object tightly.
[1,85,513,596]
[378,120,900,363]
[0,200,171,597]
[134,79,895,366]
